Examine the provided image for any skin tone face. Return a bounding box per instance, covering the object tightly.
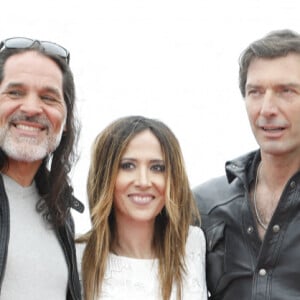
[245,53,300,160]
[0,51,67,165]
[113,129,166,228]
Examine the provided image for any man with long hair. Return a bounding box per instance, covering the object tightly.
[0,37,83,299]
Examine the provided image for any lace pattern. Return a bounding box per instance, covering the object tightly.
[99,226,207,299]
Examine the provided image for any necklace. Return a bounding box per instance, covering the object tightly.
[253,162,268,230]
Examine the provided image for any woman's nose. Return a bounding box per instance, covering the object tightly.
[134,168,151,187]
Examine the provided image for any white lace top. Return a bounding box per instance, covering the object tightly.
[77,226,207,299]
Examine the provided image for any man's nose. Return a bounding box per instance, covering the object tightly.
[260,91,278,117]
[20,95,43,116]
[260,91,279,117]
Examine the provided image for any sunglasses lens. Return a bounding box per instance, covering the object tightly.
[1,37,70,63]
[41,41,69,58]
[4,37,34,49]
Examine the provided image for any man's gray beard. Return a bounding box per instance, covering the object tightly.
[0,126,63,162]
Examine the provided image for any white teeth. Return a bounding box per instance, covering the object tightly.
[16,124,40,132]
[263,127,283,131]
[131,196,153,204]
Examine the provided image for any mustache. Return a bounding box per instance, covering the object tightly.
[8,113,51,128]
[256,119,288,128]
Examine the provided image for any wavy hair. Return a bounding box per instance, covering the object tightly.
[239,29,300,97]
[78,115,200,300]
[0,45,80,227]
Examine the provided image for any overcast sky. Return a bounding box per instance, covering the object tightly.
[1,0,299,233]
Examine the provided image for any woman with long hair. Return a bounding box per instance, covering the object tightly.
[77,115,207,299]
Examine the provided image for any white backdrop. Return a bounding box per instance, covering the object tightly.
[1,0,299,234]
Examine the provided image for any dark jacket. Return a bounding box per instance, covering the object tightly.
[0,175,84,300]
[194,150,300,300]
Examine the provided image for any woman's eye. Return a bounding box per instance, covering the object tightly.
[151,164,165,172]
[120,162,135,170]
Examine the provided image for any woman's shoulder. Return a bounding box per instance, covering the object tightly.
[183,226,208,299]
[186,225,206,252]
[188,225,205,242]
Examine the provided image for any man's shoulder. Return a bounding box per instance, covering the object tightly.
[193,174,244,215]
[193,176,234,211]
[193,150,257,214]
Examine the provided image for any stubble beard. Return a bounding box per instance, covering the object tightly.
[0,118,65,163]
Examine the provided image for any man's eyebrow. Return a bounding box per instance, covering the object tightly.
[245,84,260,90]
[42,86,63,98]
[246,83,300,89]
[4,82,24,89]
[279,83,300,89]
[1,82,63,100]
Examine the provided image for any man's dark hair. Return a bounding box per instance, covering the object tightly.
[239,29,300,97]
[0,45,80,227]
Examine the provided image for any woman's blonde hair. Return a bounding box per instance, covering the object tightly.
[78,116,200,300]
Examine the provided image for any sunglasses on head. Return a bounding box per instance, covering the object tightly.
[0,37,70,64]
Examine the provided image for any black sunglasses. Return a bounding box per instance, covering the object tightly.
[0,37,70,64]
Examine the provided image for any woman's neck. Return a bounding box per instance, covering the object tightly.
[112,219,155,259]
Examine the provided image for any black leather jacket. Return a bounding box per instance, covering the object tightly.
[0,175,84,300]
[194,150,300,300]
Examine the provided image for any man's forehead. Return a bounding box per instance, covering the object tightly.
[1,51,63,90]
